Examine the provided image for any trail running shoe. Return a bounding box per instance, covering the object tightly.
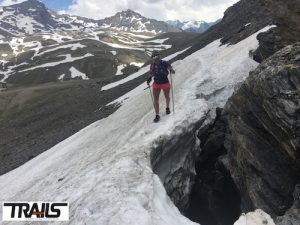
[153,115,160,123]
[166,107,171,115]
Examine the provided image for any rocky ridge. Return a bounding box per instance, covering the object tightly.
[100,9,180,33]
[225,43,300,216]
[191,43,299,225]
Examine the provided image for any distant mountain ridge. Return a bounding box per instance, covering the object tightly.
[99,9,180,33]
[0,0,180,38]
[166,19,221,33]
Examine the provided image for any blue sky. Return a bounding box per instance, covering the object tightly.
[41,0,72,11]
[0,0,73,11]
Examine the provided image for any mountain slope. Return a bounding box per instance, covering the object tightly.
[0,30,196,85]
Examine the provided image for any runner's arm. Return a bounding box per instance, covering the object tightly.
[147,68,154,85]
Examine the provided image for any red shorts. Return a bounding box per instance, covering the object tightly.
[153,82,171,89]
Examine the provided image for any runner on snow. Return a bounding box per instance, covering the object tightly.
[147,51,175,123]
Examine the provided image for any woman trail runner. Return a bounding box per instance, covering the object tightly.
[147,51,175,123]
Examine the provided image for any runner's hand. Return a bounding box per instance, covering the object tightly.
[146,77,152,85]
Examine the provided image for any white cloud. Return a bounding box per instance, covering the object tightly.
[0,0,27,6]
[61,0,240,22]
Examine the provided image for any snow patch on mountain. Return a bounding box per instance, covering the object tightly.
[38,43,86,56]
[16,14,45,34]
[19,53,94,72]
[42,33,74,43]
[70,66,89,80]
[145,38,169,44]
[99,39,145,51]
[58,73,65,80]
[130,62,144,67]
[116,64,126,76]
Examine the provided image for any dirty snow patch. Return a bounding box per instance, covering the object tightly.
[145,38,169,44]
[116,64,126,76]
[19,53,94,72]
[58,74,65,80]
[70,67,89,80]
[39,43,86,56]
[130,62,144,67]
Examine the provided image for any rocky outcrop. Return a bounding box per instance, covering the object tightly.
[253,0,300,62]
[275,184,300,225]
[224,43,300,217]
[188,43,300,225]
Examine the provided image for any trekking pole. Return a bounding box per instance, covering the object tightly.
[144,85,155,113]
[169,71,175,114]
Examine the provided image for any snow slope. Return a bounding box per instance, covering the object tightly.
[0,26,274,225]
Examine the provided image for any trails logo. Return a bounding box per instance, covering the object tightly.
[2,202,69,221]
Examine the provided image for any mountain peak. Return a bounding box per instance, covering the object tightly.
[118,9,142,18]
[99,9,180,33]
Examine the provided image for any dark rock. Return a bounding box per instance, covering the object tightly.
[224,43,300,217]
[275,184,300,225]
[219,0,273,45]
[186,108,241,225]
[253,0,300,62]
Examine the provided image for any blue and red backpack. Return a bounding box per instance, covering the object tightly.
[150,60,170,84]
